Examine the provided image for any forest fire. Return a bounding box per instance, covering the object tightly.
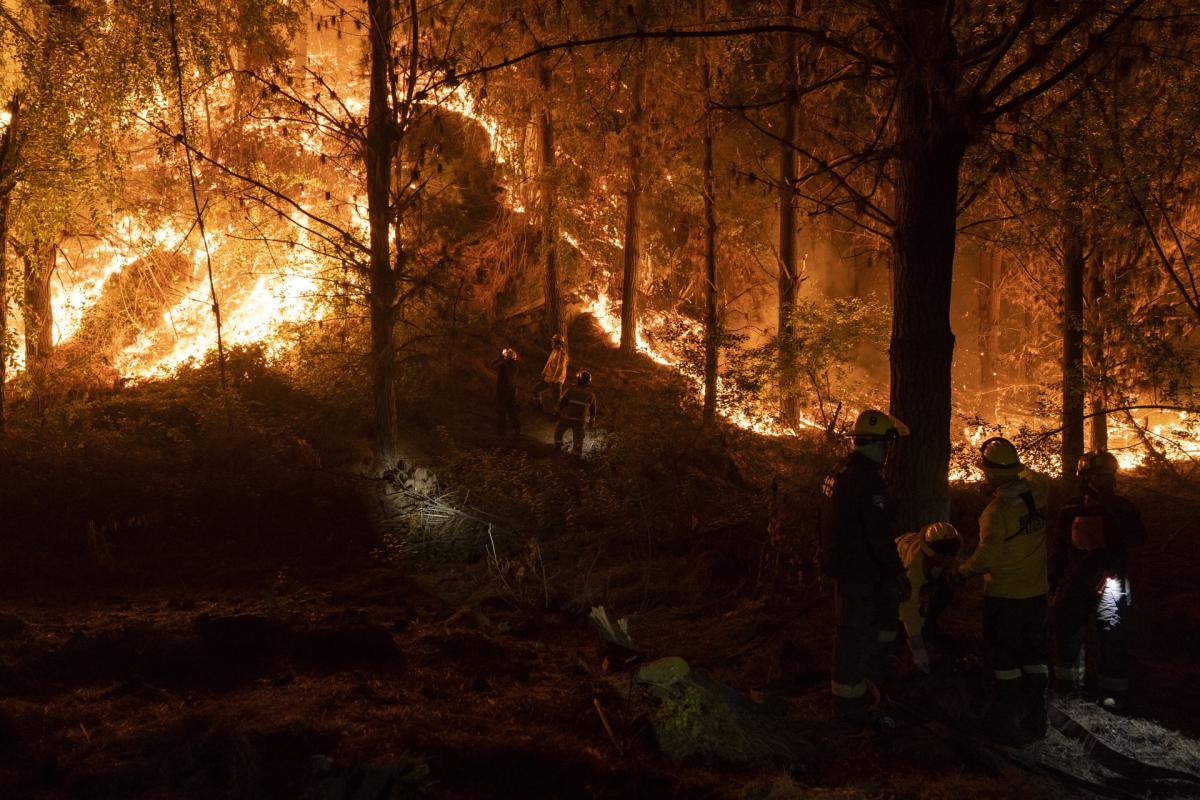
[5,3,1200,799]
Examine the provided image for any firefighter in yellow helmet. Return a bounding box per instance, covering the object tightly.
[957,437,1051,742]
[1053,451,1146,711]
[880,522,963,674]
[819,409,911,725]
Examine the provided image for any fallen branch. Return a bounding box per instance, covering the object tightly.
[593,697,624,755]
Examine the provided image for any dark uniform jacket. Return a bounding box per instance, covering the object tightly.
[1053,493,1146,588]
[558,385,596,423]
[819,451,903,584]
[492,358,520,398]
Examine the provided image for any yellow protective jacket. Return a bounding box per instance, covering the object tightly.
[961,472,1050,599]
[894,532,944,636]
[542,347,569,384]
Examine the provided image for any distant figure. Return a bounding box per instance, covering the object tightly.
[492,348,521,435]
[1053,451,1146,712]
[818,409,911,727]
[958,437,1050,743]
[555,370,596,455]
[532,334,569,413]
[881,521,963,674]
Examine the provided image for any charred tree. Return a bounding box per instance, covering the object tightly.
[1087,247,1108,451]
[619,56,646,356]
[886,1,967,528]
[21,238,54,371]
[365,0,402,469]
[777,0,800,425]
[537,56,564,339]
[701,38,718,426]
[976,249,1002,421]
[0,92,20,433]
[1062,192,1087,475]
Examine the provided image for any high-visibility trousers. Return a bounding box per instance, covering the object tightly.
[984,595,1049,707]
[831,580,894,721]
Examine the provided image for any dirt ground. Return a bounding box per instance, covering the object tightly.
[1,315,1198,799]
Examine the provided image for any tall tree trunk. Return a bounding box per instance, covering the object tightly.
[22,239,54,371]
[365,0,400,469]
[0,93,19,434]
[0,191,9,433]
[887,2,966,528]
[976,249,1002,420]
[777,0,800,425]
[619,58,646,356]
[701,45,718,425]
[1087,246,1107,451]
[537,57,563,338]
[1061,196,1086,476]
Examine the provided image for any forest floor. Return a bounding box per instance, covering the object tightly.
[0,314,1198,799]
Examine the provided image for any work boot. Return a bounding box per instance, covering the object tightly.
[1020,675,1048,739]
[983,679,1026,745]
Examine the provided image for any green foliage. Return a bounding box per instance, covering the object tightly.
[724,295,891,425]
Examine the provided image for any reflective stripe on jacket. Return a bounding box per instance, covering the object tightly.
[962,472,1050,599]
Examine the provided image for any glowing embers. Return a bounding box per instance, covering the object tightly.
[582,288,824,437]
[114,215,327,378]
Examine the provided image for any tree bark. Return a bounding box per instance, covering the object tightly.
[366,0,400,470]
[887,2,966,529]
[976,249,1002,420]
[537,56,564,339]
[619,57,646,356]
[22,238,54,371]
[701,45,718,425]
[1061,196,1086,475]
[1087,246,1107,451]
[777,0,800,425]
[0,191,9,433]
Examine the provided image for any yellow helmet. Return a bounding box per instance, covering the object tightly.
[852,409,910,441]
[979,436,1021,471]
[921,521,961,557]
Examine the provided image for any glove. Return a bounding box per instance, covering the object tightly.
[909,635,931,674]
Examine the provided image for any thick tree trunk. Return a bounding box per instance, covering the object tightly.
[1087,248,1107,451]
[0,192,8,432]
[22,239,54,370]
[366,0,400,470]
[976,250,1002,420]
[1062,199,1086,476]
[777,0,800,425]
[701,54,718,425]
[619,59,646,356]
[537,57,563,339]
[887,2,966,529]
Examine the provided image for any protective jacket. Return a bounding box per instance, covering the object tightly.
[961,472,1050,599]
[558,385,596,423]
[541,347,569,384]
[1053,493,1146,588]
[819,452,903,584]
[493,358,519,398]
[894,532,950,636]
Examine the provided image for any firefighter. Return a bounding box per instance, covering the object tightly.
[957,437,1051,742]
[1053,451,1146,711]
[555,370,596,455]
[492,348,521,436]
[819,409,911,725]
[532,334,569,413]
[884,521,963,674]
